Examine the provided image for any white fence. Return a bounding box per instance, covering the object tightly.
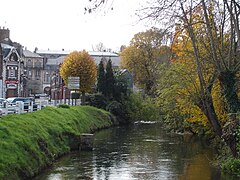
[0,99,81,116]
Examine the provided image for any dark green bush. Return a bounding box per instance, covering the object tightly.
[85,93,108,109]
[106,101,128,123]
[57,104,70,108]
[222,158,240,175]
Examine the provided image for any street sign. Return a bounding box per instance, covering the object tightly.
[68,77,80,89]
[5,80,19,84]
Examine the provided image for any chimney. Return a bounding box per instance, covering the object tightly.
[0,27,10,42]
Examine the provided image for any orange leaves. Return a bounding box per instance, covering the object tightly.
[60,50,97,93]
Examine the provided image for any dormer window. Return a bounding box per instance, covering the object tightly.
[10,53,18,61]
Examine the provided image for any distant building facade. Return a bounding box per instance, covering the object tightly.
[22,50,44,96]
[1,27,127,99]
[0,27,24,98]
[35,49,121,100]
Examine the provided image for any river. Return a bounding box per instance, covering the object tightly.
[34,121,238,180]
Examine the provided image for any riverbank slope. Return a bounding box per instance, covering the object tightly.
[0,106,117,179]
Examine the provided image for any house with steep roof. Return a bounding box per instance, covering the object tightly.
[0,27,25,98]
[0,43,22,98]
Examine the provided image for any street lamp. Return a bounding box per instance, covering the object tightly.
[20,69,28,97]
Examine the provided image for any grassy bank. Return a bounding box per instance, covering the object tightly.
[0,106,116,179]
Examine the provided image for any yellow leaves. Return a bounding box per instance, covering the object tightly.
[212,81,228,124]
[60,50,97,93]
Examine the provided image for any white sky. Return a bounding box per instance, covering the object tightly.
[0,0,149,52]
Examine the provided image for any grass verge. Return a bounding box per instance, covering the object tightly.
[0,106,116,179]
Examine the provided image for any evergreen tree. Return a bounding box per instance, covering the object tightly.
[113,71,129,102]
[97,59,106,95]
[105,59,115,99]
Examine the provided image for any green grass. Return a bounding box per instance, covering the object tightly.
[0,106,115,179]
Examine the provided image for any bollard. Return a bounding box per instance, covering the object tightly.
[79,133,94,151]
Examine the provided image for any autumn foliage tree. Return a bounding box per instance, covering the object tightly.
[120,27,171,96]
[140,0,240,156]
[60,50,97,104]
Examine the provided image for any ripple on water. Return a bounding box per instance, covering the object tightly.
[55,166,74,172]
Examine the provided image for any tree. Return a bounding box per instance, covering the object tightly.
[84,0,114,14]
[105,59,115,99]
[86,0,240,156]
[60,50,97,105]
[97,59,106,95]
[92,42,106,52]
[120,27,171,96]
[113,70,130,102]
[139,0,240,156]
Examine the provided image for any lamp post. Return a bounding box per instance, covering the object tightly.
[51,71,57,106]
[20,70,28,97]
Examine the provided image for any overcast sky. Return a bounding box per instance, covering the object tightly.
[0,0,149,52]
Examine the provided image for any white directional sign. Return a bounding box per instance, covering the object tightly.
[68,77,80,89]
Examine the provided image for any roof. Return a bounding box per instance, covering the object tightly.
[23,50,42,58]
[88,51,119,57]
[36,50,71,56]
[36,49,119,57]
[0,43,14,49]
[0,43,15,58]
[46,56,65,66]
[45,54,120,67]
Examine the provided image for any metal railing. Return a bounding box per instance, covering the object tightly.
[0,99,81,116]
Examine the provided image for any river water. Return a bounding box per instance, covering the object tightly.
[34,121,238,180]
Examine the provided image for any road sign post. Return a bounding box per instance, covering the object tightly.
[68,77,80,106]
[68,77,80,90]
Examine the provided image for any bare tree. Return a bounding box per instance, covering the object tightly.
[92,42,106,52]
[84,0,114,14]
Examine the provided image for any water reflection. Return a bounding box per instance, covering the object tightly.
[34,122,238,180]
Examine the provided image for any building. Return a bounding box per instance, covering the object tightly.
[22,49,44,96]
[35,49,121,100]
[0,26,25,98]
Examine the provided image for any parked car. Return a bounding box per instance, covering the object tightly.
[0,98,7,115]
[7,97,38,113]
[0,98,6,104]
[0,108,3,116]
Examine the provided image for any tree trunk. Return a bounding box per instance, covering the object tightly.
[81,91,86,105]
[219,71,240,113]
[197,94,222,137]
[222,113,239,157]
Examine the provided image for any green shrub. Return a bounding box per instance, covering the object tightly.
[222,158,240,175]
[106,101,128,123]
[57,104,70,108]
[85,93,108,109]
[122,93,160,122]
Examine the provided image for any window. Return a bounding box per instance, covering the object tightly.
[7,66,17,79]
[27,59,33,67]
[45,72,50,82]
[36,70,41,79]
[28,70,32,79]
[10,53,18,61]
[35,60,42,68]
